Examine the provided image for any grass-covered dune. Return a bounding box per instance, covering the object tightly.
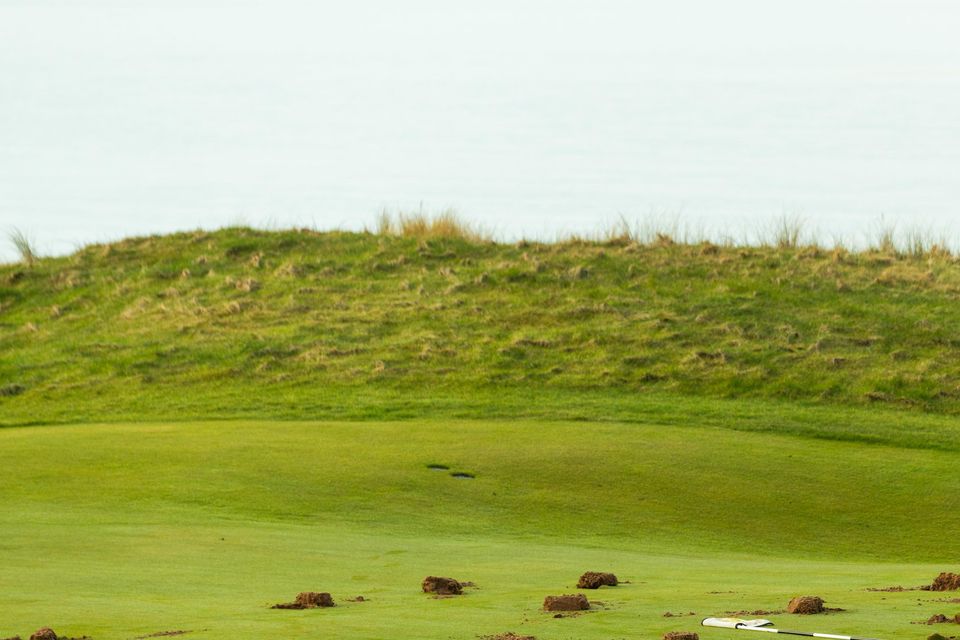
[0,419,956,640]
[3,225,960,429]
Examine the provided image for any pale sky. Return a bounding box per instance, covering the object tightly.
[2,1,959,260]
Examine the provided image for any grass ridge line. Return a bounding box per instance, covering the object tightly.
[3,223,960,432]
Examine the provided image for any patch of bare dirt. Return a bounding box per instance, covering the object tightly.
[577,572,618,589]
[478,634,536,640]
[788,596,825,614]
[923,615,960,625]
[867,586,916,592]
[2,635,22,640]
[25,632,88,640]
[726,610,785,616]
[271,591,335,609]
[663,632,699,640]
[924,574,960,592]
[422,576,463,595]
[133,632,194,639]
[663,612,698,618]
[344,596,367,603]
[543,594,590,612]
[927,634,958,640]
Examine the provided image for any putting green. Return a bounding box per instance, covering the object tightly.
[0,419,955,639]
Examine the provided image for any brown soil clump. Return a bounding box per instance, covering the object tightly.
[788,596,825,614]
[478,634,536,640]
[663,632,700,640]
[2,636,23,640]
[345,596,367,602]
[134,632,193,639]
[867,586,913,592]
[926,574,960,592]
[422,576,463,595]
[926,615,960,625]
[543,594,590,612]
[664,612,698,617]
[726,610,785,616]
[577,572,618,589]
[271,591,335,609]
[30,630,57,640]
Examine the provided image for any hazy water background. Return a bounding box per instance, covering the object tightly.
[2,0,959,262]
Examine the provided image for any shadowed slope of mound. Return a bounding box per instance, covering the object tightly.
[0,419,957,561]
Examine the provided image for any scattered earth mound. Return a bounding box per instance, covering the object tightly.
[133,632,193,639]
[577,572,618,589]
[663,612,698,617]
[726,610,785,616]
[345,596,367,602]
[2,635,22,640]
[928,634,958,640]
[422,576,463,595]
[925,574,960,592]
[543,594,590,612]
[663,632,700,640]
[788,596,825,614]
[925,615,960,625]
[867,586,912,592]
[30,630,57,640]
[271,591,335,609]
[478,634,536,640]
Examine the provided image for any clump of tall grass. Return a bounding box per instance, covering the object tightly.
[865,221,953,259]
[8,227,38,266]
[601,214,707,247]
[763,214,807,250]
[376,209,491,242]
[869,222,898,255]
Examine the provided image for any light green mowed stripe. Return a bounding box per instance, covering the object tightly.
[0,419,956,639]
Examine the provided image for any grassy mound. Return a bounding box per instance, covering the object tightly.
[3,227,960,426]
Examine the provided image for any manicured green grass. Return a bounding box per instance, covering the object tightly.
[1,417,956,639]
[5,227,960,426]
[3,227,959,639]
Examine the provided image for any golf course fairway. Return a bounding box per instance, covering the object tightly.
[1,417,956,640]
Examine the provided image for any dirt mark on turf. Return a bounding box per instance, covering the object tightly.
[271,592,335,609]
[917,615,960,625]
[577,572,618,589]
[924,574,960,592]
[543,594,590,612]
[423,576,464,595]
